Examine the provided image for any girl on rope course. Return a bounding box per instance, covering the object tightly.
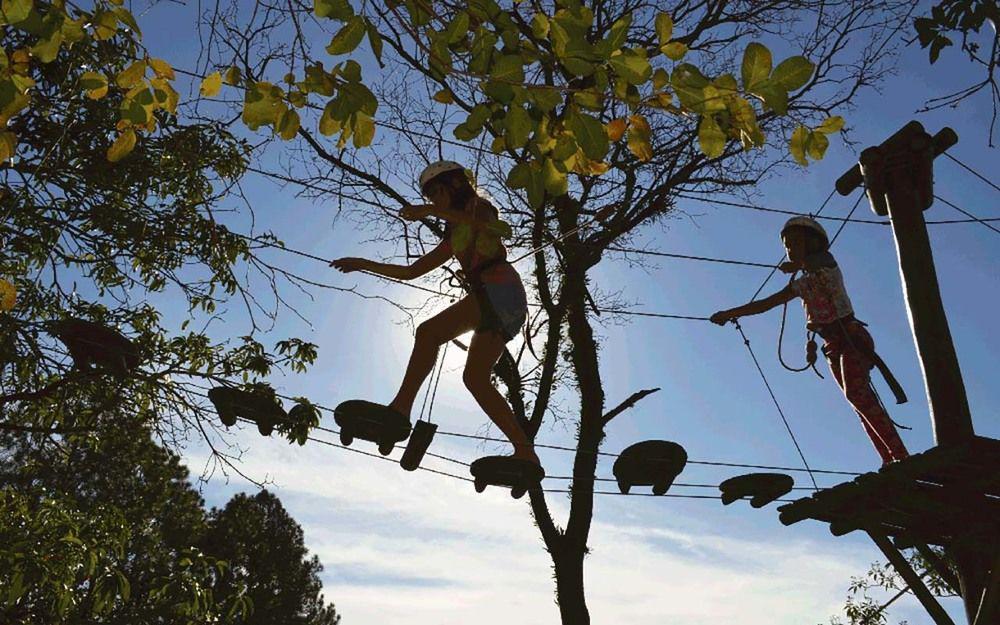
[330,161,540,467]
[709,217,909,465]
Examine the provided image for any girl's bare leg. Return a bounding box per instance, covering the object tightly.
[463,329,539,465]
[388,296,478,417]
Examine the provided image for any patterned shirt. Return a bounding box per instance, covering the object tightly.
[789,258,854,327]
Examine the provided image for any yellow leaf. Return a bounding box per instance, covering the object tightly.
[93,10,118,40]
[626,115,653,161]
[200,71,222,97]
[107,129,137,162]
[150,77,179,114]
[605,118,627,142]
[0,131,17,161]
[432,88,454,104]
[276,108,301,140]
[661,41,688,61]
[80,71,109,99]
[116,61,146,89]
[789,124,809,166]
[0,278,16,311]
[148,58,175,80]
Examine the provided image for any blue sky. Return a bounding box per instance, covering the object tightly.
[133,2,999,623]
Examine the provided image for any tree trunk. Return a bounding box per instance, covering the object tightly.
[553,542,590,624]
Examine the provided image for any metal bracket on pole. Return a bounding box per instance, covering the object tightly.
[869,531,956,625]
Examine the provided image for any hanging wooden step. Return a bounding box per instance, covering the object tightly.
[612,440,687,495]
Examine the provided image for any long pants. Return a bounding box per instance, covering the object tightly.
[822,321,909,465]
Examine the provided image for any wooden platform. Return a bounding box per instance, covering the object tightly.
[778,436,1000,547]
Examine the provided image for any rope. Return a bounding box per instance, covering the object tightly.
[733,320,820,491]
[944,153,1000,194]
[678,191,1000,225]
[607,246,773,268]
[933,195,1000,236]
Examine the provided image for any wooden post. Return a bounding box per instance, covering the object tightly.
[869,531,956,625]
[837,121,987,623]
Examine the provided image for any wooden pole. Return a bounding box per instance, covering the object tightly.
[869,531,956,625]
[838,121,986,623]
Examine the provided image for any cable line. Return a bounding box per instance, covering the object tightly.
[944,152,1000,194]
[733,321,820,491]
[933,195,1000,236]
[606,246,774,268]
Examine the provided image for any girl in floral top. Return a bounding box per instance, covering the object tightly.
[710,217,909,465]
[331,161,538,467]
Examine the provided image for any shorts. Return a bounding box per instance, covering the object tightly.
[475,279,528,342]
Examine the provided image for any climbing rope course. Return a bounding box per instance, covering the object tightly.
[186,149,998,503]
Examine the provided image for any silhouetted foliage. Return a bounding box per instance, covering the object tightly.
[202,490,342,625]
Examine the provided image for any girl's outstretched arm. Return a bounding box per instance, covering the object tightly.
[710,285,796,325]
[330,240,451,281]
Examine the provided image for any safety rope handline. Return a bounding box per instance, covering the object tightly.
[943,152,1000,194]
[933,194,1000,236]
[733,320,821,491]
[607,246,774,268]
[235,232,712,320]
[425,341,448,424]
[676,191,1000,225]
[417,341,448,423]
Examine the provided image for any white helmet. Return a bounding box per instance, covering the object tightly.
[781,216,828,246]
[419,160,465,191]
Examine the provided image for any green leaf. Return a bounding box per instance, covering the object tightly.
[608,50,651,85]
[753,79,788,115]
[771,55,813,92]
[314,0,352,20]
[606,14,632,51]
[698,115,725,158]
[80,71,109,99]
[566,110,608,161]
[506,162,532,189]
[442,11,470,44]
[276,108,300,140]
[31,29,63,63]
[491,54,525,84]
[242,81,282,131]
[789,124,809,166]
[701,85,726,113]
[1,0,32,24]
[806,130,828,160]
[530,13,549,39]
[671,63,709,112]
[741,42,771,90]
[654,12,673,47]
[319,100,342,135]
[432,88,454,104]
[652,68,669,91]
[326,16,367,55]
[367,21,383,64]
[542,158,567,196]
[504,105,532,149]
[527,86,562,111]
[662,42,687,61]
[0,131,15,163]
[815,115,844,134]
